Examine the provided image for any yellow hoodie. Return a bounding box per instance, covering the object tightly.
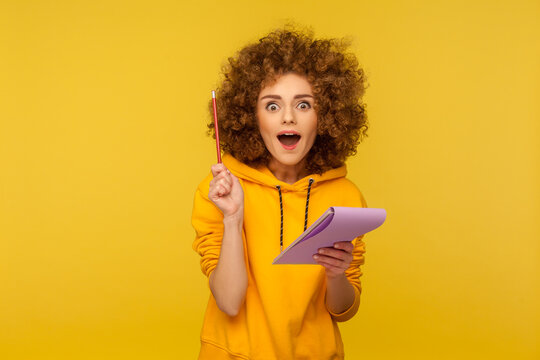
[192,154,367,360]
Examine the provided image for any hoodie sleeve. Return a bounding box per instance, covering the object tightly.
[328,236,366,322]
[191,176,224,279]
[328,186,368,322]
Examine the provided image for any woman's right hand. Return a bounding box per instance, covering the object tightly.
[209,164,244,218]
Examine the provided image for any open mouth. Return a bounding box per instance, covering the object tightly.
[277,133,301,147]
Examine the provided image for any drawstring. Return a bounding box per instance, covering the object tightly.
[276,178,315,253]
[304,178,314,231]
[275,185,284,252]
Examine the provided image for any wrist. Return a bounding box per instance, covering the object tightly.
[223,208,244,226]
[326,272,347,283]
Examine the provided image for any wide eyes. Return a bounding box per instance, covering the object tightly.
[266,103,280,112]
[264,101,312,112]
[297,101,311,110]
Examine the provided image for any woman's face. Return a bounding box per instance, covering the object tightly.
[256,73,317,170]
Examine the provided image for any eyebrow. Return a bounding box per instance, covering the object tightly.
[259,94,314,101]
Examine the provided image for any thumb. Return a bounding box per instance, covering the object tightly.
[230,172,243,191]
[227,170,237,181]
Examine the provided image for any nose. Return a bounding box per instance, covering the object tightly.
[282,106,296,125]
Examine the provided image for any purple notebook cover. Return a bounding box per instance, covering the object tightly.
[272,207,386,265]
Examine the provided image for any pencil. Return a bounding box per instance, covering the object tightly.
[211,90,222,163]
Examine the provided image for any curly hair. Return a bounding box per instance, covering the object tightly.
[208,26,368,174]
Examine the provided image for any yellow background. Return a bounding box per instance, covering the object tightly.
[1,0,538,359]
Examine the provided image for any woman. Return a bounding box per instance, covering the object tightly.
[192,26,369,359]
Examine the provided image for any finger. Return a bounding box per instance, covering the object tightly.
[208,185,220,200]
[217,181,232,195]
[215,172,233,187]
[229,171,241,182]
[209,178,232,197]
[317,248,353,263]
[333,241,354,253]
[315,260,343,273]
[216,183,231,197]
[313,255,348,271]
[211,164,228,177]
[217,178,232,190]
[229,172,243,191]
[209,178,229,193]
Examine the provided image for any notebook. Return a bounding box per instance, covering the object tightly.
[272,206,386,264]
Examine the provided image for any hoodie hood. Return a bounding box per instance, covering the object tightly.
[222,154,347,192]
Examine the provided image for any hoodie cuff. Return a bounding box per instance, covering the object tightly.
[328,286,361,322]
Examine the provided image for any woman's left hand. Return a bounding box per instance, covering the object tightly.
[313,241,354,279]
